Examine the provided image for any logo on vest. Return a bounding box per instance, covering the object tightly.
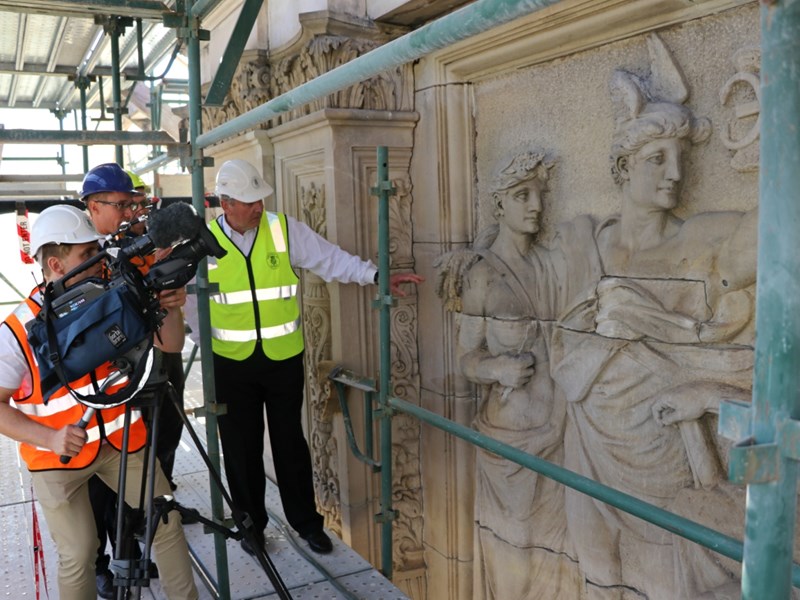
[267,253,280,269]
[105,324,128,348]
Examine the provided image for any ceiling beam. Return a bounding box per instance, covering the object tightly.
[0,129,179,145]
[0,0,171,20]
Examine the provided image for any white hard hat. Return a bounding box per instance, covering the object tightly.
[215,159,274,203]
[30,204,102,258]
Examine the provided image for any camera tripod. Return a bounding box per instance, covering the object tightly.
[106,348,293,600]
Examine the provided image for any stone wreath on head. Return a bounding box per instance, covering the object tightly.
[609,33,711,185]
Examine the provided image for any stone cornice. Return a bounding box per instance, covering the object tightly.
[418,0,756,86]
[270,10,406,64]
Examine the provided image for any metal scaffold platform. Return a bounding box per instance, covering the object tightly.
[0,343,409,600]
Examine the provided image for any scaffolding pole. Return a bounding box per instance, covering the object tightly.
[739,1,800,597]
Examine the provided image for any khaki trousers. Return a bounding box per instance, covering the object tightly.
[31,444,198,600]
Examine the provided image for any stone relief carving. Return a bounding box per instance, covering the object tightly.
[437,33,767,599]
[200,34,413,140]
[298,180,343,534]
[386,167,425,592]
[550,34,760,600]
[270,35,413,127]
[201,51,271,133]
[719,46,760,172]
[436,150,585,599]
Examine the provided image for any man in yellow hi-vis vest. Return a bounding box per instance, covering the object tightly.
[210,159,422,555]
[0,204,198,600]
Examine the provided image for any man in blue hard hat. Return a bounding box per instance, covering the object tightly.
[80,163,194,599]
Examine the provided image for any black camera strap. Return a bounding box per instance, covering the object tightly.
[40,283,154,408]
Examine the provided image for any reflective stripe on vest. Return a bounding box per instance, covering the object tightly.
[4,289,147,471]
[208,212,304,361]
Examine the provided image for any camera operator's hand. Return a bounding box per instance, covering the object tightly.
[0,393,87,458]
[157,286,187,311]
[49,424,87,457]
[154,287,188,353]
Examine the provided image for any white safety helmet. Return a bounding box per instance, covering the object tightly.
[215,159,274,203]
[30,204,102,258]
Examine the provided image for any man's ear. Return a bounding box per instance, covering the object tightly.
[45,254,65,278]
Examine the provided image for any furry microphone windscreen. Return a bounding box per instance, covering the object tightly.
[147,202,202,248]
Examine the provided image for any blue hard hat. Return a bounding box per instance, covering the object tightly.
[79,163,135,200]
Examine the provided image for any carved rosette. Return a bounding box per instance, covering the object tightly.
[299,181,342,534]
[201,52,272,133]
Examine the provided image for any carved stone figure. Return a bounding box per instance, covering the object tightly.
[550,34,757,599]
[437,150,593,599]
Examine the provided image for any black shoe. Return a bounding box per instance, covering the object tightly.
[240,534,265,557]
[96,570,115,600]
[300,530,333,554]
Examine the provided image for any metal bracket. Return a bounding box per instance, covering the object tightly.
[187,281,220,296]
[372,295,397,309]
[374,509,398,525]
[194,402,227,417]
[370,182,396,196]
[719,399,800,484]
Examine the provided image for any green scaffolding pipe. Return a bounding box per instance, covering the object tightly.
[190,0,226,18]
[109,20,124,165]
[741,1,800,598]
[374,146,394,578]
[196,0,560,149]
[385,395,800,588]
[185,1,231,597]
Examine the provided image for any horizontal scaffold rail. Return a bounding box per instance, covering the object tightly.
[0,0,171,19]
[0,174,84,182]
[0,129,179,146]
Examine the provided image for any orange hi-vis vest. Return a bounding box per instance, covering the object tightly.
[3,289,147,471]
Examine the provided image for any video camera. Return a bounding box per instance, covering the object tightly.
[27,202,227,407]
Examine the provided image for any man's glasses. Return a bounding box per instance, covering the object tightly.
[92,200,146,212]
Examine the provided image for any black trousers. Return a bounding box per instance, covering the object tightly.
[214,348,323,537]
[157,351,186,483]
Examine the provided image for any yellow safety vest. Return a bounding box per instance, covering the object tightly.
[208,212,304,361]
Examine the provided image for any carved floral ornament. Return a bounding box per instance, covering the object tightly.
[201,35,413,137]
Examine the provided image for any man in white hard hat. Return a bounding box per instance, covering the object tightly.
[210,159,423,555]
[0,204,198,600]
